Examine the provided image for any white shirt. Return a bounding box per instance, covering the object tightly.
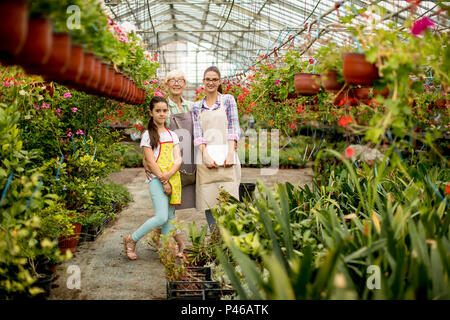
[140,129,179,181]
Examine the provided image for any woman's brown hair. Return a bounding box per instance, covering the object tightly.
[147,96,168,149]
[203,66,223,94]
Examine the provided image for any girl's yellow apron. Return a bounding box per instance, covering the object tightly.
[156,128,182,205]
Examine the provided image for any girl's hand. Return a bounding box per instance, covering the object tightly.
[223,151,235,168]
[163,182,172,195]
[160,172,172,182]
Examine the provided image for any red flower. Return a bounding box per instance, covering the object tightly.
[445,184,450,195]
[338,115,353,127]
[296,104,304,113]
[309,58,314,64]
[345,147,355,158]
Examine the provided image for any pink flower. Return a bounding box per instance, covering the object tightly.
[76,129,84,135]
[67,132,73,138]
[35,105,40,110]
[152,79,159,84]
[72,107,78,113]
[55,108,61,113]
[41,103,50,109]
[411,17,435,36]
[154,91,164,97]
[2,81,10,87]
[275,79,281,85]
[143,81,149,85]
[63,91,72,98]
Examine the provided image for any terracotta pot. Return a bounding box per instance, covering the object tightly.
[321,69,343,92]
[352,87,371,101]
[59,45,84,87]
[17,18,53,74]
[75,52,95,90]
[58,223,82,254]
[106,68,116,97]
[0,0,28,61]
[121,78,130,102]
[97,63,109,95]
[111,72,123,99]
[86,57,101,91]
[42,33,71,81]
[294,73,321,95]
[343,53,379,86]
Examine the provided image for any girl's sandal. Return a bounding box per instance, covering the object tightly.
[123,235,137,260]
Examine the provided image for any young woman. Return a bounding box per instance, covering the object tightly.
[123,96,182,260]
[191,66,241,231]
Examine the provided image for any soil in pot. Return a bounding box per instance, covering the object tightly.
[294,73,321,95]
[17,18,53,74]
[343,53,379,86]
[0,0,29,62]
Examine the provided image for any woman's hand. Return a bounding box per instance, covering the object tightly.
[223,151,235,168]
[163,182,172,195]
[203,151,218,169]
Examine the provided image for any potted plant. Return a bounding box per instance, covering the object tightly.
[0,0,29,61]
[315,41,349,92]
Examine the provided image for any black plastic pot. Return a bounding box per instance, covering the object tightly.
[239,182,256,202]
[86,225,101,241]
[33,273,54,299]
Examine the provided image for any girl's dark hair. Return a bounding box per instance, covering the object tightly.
[204,66,223,94]
[147,96,168,149]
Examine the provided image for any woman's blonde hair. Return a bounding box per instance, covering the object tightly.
[166,70,186,81]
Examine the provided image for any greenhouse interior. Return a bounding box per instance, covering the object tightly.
[0,0,449,302]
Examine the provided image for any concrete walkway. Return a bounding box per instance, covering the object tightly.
[49,166,313,300]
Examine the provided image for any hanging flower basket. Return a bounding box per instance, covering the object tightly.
[17,18,53,74]
[111,72,123,100]
[59,44,84,87]
[342,53,379,86]
[294,73,321,95]
[42,33,71,81]
[74,52,95,90]
[321,69,343,92]
[85,57,102,91]
[0,0,28,62]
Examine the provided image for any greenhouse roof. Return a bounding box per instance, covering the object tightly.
[102,0,449,82]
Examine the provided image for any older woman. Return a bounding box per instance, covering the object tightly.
[165,70,193,126]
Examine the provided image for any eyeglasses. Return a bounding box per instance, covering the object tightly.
[203,78,220,83]
[168,79,185,85]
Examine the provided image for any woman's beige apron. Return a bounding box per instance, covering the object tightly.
[195,94,241,211]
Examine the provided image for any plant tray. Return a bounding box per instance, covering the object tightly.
[167,280,235,300]
[186,267,212,281]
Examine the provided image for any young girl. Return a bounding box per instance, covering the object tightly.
[123,96,182,260]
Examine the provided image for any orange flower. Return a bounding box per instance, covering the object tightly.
[338,115,353,127]
[445,183,450,195]
[288,157,293,161]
